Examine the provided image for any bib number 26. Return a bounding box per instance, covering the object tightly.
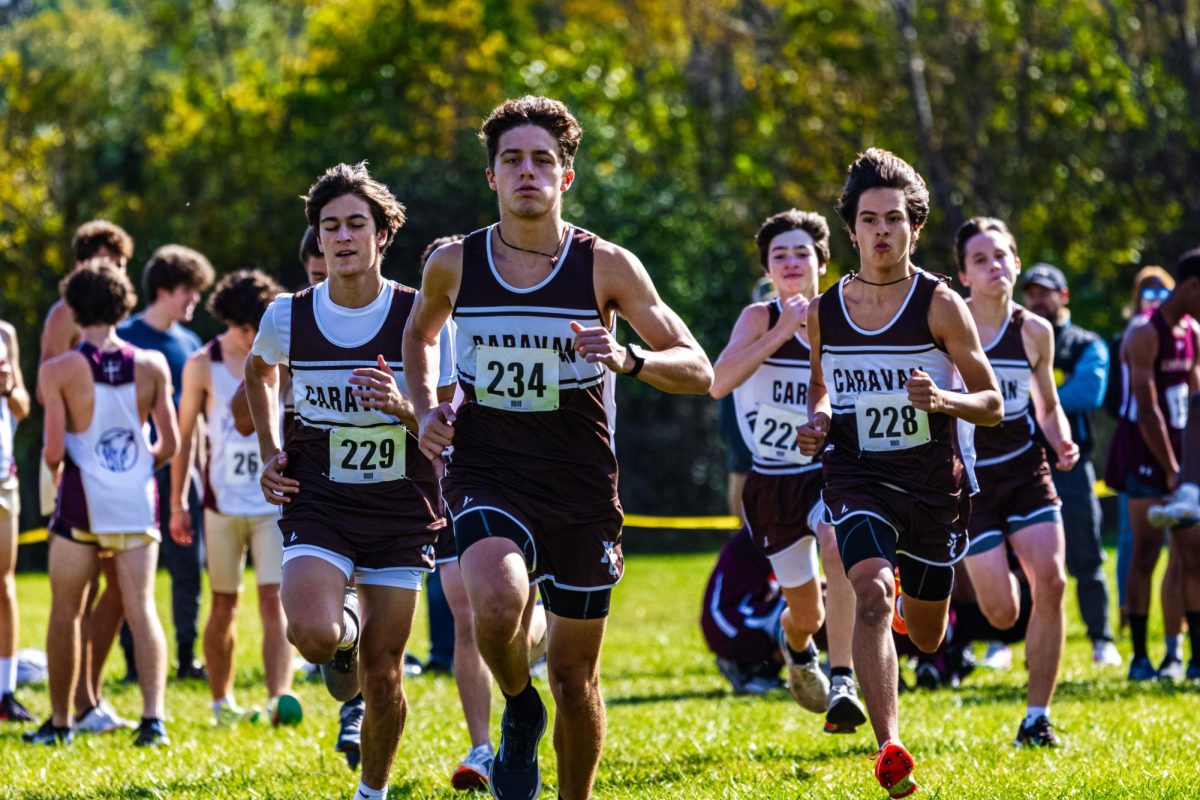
[855,393,930,452]
[329,427,406,484]
[476,346,559,412]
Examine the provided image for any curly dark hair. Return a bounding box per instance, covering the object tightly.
[205,269,283,329]
[62,261,137,327]
[479,96,583,169]
[72,220,134,264]
[834,149,930,253]
[755,210,831,270]
[303,161,406,255]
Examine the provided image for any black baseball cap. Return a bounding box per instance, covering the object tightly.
[1021,263,1067,292]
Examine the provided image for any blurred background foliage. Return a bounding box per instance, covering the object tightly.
[1,0,1198,525]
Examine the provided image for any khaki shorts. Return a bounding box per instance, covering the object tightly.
[67,528,159,553]
[0,477,18,518]
[206,510,282,594]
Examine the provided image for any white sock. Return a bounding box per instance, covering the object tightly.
[213,696,237,715]
[1024,706,1048,725]
[1165,634,1184,660]
[0,656,15,694]
[339,611,359,650]
[355,779,386,799]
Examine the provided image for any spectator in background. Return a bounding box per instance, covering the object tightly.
[118,245,215,681]
[0,318,32,722]
[1021,265,1120,667]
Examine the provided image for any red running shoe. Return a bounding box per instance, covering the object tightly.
[891,568,907,636]
[873,739,918,797]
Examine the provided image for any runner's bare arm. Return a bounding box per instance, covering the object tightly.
[170,352,208,543]
[1023,312,1078,470]
[403,242,462,462]
[1126,322,1179,479]
[230,379,255,436]
[245,352,294,504]
[146,351,179,470]
[589,243,713,394]
[38,359,67,471]
[36,300,77,404]
[798,296,830,456]
[0,321,30,421]
[921,285,1003,425]
[710,302,798,399]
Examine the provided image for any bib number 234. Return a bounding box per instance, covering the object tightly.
[476,346,559,412]
[855,393,930,452]
[329,427,405,484]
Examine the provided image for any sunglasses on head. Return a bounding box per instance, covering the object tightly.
[1141,286,1171,303]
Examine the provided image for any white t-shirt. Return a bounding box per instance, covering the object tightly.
[252,280,456,389]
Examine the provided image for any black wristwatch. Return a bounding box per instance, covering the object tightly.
[625,344,645,378]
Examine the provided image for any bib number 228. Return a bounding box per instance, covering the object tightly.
[329,427,406,484]
[855,393,930,452]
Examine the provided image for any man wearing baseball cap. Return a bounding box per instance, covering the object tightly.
[1022,264,1120,667]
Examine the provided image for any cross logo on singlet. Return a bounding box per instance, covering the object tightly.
[101,358,123,384]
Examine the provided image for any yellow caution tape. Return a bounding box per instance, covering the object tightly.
[17,528,48,546]
[623,514,742,530]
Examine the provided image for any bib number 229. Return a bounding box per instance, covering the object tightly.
[329,427,406,484]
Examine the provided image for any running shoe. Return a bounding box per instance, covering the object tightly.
[1186,661,1200,681]
[872,739,917,798]
[1158,656,1185,681]
[914,661,941,690]
[268,693,303,726]
[75,699,136,733]
[980,641,1012,670]
[403,652,425,677]
[489,694,547,800]
[336,695,364,757]
[1092,640,1122,667]
[22,718,73,746]
[1127,656,1157,682]
[1014,715,1060,748]
[323,587,361,702]
[175,660,208,681]
[133,717,169,747]
[824,675,867,734]
[1147,483,1200,529]
[717,657,783,695]
[778,627,829,713]
[452,743,494,792]
[0,692,34,722]
[213,700,261,727]
[891,568,907,636]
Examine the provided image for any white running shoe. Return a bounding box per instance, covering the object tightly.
[1092,640,1123,667]
[451,743,494,791]
[980,641,1012,670]
[1148,483,1200,529]
[74,699,136,733]
[778,628,829,714]
[824,675,867,734]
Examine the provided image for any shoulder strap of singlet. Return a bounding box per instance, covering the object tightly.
[208,336,224,364]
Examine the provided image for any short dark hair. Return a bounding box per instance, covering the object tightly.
[72,220,133,264]
[954,216,1017,271]
[62,262,137,327]
[297,227,321,266]
[303,161,406,254]
[479,96,583,169]
[205,269,282,330]
[142,244,216,300]
[755,210,831,270]
[1176,247,1200,285]
[420,234,466,271]
[834,148,930,252]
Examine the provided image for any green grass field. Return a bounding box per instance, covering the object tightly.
[4,550,1197,799]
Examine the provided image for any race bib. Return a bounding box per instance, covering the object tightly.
[855,393,930,452]
[475,346,559,412]
[329,427,405,484]
[223,442,261,486]
[754,404,811,465]
[1166,383,1189,430]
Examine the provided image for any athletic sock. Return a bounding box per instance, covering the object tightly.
[339,610,359,650]
[75,704,96,723]
[1186,612,1200,663]
[831,666,854,680]
[213,696,236,715]
[1164,633,1184,661]
[0,656,15,694]
[355,779,386,799]
[502,679,542,724]
[1129,614,1149,660]
[1023,706,1049,726]
[786,641,818,665]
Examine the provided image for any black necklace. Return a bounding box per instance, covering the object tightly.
[495,225,567,265]
[847,271,916,287]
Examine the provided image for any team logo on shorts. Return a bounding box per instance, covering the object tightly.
[95,427,138,473]
[600,541,622,579]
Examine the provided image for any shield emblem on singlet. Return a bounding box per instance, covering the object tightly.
[95,427,138,473]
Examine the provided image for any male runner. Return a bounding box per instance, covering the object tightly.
[170,269,300,725]
[246,162,456,800]
[710,209,865,733]
[1106,247,1200,681]
[28,263,177,746]
[955,217,1077,745]
[0,318,32,722]
[404,95,713,800]
[798,149,1001,797]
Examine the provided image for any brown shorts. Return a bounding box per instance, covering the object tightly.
[823,480,970,567]
[279,518,437,590]
[442,482,624,592]
[433,521,457,564]
[742,469,824,557]
[968,444,1060,555]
